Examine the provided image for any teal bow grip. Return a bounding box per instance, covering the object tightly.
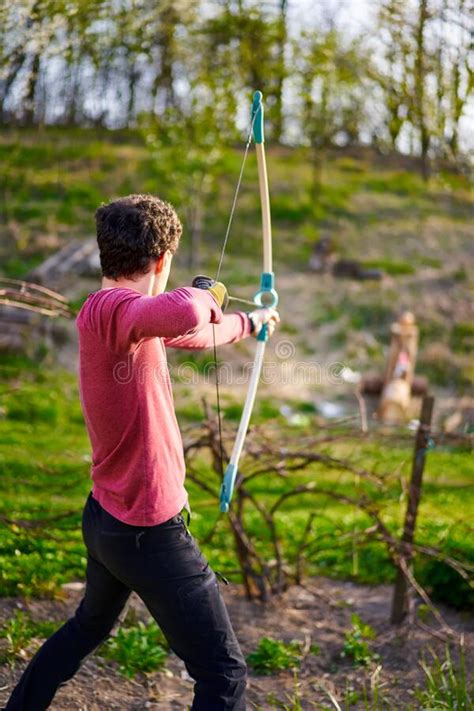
[251,91,264,144]
[254,272,278,342]
[219,463,237,512]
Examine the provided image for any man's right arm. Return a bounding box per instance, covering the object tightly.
[102,288,224,351]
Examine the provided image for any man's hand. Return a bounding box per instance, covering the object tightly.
[192,275,228,310]
[248,308,280,338]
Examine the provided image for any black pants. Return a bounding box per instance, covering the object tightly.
[5,493,247,710]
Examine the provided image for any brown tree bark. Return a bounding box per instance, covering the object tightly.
[23,52,41,125]
[272,0,288,143]
[0,0,41,122]
[414,0,430,181]
[391,395,434,624]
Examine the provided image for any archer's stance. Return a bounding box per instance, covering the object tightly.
[4,194,279,710]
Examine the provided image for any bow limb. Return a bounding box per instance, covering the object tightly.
[219,91,278,513]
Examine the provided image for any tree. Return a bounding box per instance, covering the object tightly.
[199,1,286,141]
[141,99,226,268]
[0,0,41,123]
[272,0,288,143]
[440,0,473,160]
[373,0,412,150]
[295,28,369,195]
[413,0,431,180]
[0,0,471,170]
[373,0,472,175]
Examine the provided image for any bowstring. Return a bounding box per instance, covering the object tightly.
[211,324,224,475]
[215,112,258,282]
[212,111,258,477]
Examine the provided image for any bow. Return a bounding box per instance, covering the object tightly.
[218,90,278,513]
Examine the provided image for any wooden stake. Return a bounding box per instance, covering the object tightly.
[391,395,434,624]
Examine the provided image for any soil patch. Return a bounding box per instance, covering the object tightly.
[0,577,472,710]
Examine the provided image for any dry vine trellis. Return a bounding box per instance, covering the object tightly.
[184,399,473,640]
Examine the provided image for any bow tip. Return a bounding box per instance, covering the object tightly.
[253,90,263,104]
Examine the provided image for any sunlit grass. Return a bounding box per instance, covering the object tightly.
[0,355,472,603]
[0,131,472,600]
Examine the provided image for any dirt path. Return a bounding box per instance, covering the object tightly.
[1,577,472,710]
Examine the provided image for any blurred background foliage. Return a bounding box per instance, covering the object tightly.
[0,0,472,289]
[0,1,471,158]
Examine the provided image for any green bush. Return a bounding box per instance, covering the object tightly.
[417,559,474,610]
[341,614,379,667]
[0,610,59,665]
[247,637,304,675]
[100,621,168,678]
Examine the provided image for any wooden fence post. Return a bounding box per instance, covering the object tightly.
[391,395,435,624]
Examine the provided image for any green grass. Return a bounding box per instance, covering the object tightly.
[0,609,169,679]
[0,355,473,604]
[257,672,307,710]
[0,130,472,600]
[0,610,59,665]
[1,129,472,394]
[1,129,472,275]
[362,258,416,276]
[362,171,426,196]
[415,645,473,711]
[451,323,474,354]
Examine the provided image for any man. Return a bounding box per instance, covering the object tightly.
[5,194,279,710]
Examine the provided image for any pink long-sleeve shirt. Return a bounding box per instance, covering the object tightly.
[77,286,251,525]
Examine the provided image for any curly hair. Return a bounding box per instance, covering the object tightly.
[95,194,182,279]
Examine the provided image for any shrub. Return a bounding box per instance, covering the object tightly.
[99,620,168,678]
[247,637,304,675]
[0,610,59,665]
[341,614,379,667]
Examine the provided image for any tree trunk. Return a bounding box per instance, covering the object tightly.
[0,0,41,123]
[152,7,178,113]
[272,0,288,143]
[127,57,138,125]
[311,146,324,200]
[414,0,430,181]
[23,51,41,125]
[0,48,27,122]
[187,197,203,269]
